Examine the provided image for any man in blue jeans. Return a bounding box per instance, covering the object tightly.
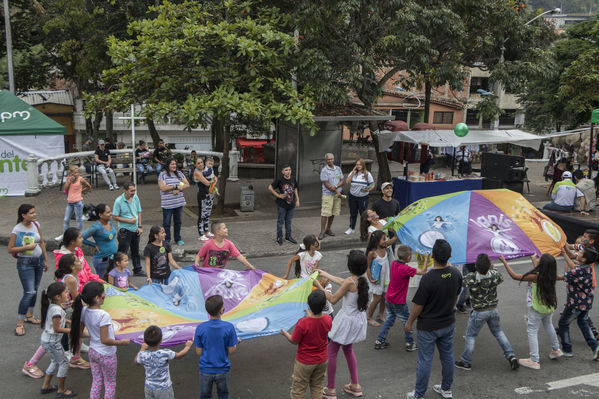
[405,239,462,399]
[113,182,145,276]
[194,295,240,399]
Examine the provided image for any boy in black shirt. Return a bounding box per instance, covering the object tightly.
[406,239,462,399]
[268,164,300,245]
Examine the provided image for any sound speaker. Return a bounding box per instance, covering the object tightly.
[482,178,524,194]
[482,178,503,190]
[481,153,525,181]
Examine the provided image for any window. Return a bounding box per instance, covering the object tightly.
[392,109,408,122]
[433,111,454,124]
[499,109,516,126]
[469,77,490,94]
[466,110,480,126]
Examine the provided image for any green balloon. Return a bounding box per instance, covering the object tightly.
[454,122,469,137]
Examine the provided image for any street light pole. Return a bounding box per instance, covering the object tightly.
[3,0,15,93]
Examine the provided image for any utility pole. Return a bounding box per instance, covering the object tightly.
[3,0,15,93]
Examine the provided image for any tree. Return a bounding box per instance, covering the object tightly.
[86,0,315,210]
[0,0,50,91]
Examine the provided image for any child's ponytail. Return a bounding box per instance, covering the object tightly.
[347,249,369,311]
[40,289,49,330]
[359,212,371,242]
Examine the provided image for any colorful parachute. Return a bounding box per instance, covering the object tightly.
[385,189,566,264]
[101,266,314,346]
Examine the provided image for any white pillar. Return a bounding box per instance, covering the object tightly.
[24,154,41,196]
[543,141,551,160]
[228,141,240,182]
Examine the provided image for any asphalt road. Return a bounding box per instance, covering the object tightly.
[3,248,599,399]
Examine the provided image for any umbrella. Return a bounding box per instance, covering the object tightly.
[385,189,566,265]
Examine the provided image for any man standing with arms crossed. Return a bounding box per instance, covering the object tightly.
[319,153,344,241]
[113,182,145,276]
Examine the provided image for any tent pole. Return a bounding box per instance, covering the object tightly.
[590,123,594,174]
[451,147,456,176]
[131,104,137,188]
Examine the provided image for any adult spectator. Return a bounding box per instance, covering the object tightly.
[135,140,153,184]
[81,137,94,174]
[8,204,49,336]
[371,182,400,220]
[194,222,255,269]
[420,146,434,174]
[319,153,344,240]
[573,170,596,212]
[268,163,300,245]
[94,139,119,190]
[82,203,118,278]
[344,159,374,235]
[153,139,172,174]
[455,145,472,176]
[104,137,116,150]
[113,183,145,276]
[193,157,213,242]
[158,158,190,245]
[405,239,462,399]
[543,171,587,214]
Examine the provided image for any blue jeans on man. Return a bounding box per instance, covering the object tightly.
[558,307,599,354]
[543,202,573,212]
[276,206,295,240]
[63,200,83,232]
[377,302,413,344]
[162,206,183,243]
[460,308,515,364]
[415,323,455,398]
[200,371,230,399]
[17,255,44,319]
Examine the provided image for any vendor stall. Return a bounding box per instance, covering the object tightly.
[0,90,65,196]
[393,177,482,209]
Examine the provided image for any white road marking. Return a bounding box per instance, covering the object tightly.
[515,373,599,395]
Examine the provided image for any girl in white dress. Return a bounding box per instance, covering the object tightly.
[281,235,322,279]
[314,250,369,398]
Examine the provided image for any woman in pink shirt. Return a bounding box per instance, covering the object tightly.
[63,165,91,232]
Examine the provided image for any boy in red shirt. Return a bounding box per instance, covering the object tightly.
[281,290,332,399]
[375,245,429,351]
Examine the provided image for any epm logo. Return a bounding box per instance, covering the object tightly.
[0,187,8,197]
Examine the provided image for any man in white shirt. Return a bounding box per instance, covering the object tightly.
[455,146,471,176]
[319,153,344,240]
[543,171,587,214]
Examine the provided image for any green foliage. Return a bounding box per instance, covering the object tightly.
[86,0,314,132]
[473,95,504,121]
[0,0,51,91]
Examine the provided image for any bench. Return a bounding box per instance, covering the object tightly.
[94,153,135,187]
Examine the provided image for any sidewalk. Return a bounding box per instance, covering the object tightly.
[0,158,552,261]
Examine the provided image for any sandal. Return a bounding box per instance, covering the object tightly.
[343,383,363,397]
[23,362,44,378]
[56,389,77,397]
[15,324,25,336]
[69,357,90,369]
[40,385,57,394]
[25,316,41,325]
[368,319,381,327]
[323,387,337,399]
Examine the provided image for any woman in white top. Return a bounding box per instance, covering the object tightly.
[345,159,374,235]
[8,204,49,337]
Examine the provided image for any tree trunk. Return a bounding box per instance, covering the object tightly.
[147,119,162,147]
[92,111,103,136]
[424,81,431,124]
[370,121,391,188]
[212,118,225,152]
[105,111,114,143]
[216,120,230,213]
[85,117,93,137]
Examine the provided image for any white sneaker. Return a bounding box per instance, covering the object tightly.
[199,235,210,242]
[344,228,355,235]
[406,391,424,399]
[80,342,89,353]
[433,384,453,399]
[109,185,114,191]
[54,234,63,242]
[207,232,215,238]
[113,185,119,190]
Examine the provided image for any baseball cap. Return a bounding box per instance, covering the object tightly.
[98,139,105,145]
[381,182,393,190]
[562,171,572,179]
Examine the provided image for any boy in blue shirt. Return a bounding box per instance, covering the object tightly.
[135,325,192,399]
[194,295,240,399]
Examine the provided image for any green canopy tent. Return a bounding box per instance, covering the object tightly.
[0,90,66,196]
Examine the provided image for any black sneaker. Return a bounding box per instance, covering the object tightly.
[374,340,389,350]
[454,360,471,371]
[277,237,283,246]
[508,355,519,370]
[456,305,467,314]
[405,343,417,352]
[285,237,298,244]
[133,271,146,277]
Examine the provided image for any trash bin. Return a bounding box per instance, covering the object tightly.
[240,185,254,212]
